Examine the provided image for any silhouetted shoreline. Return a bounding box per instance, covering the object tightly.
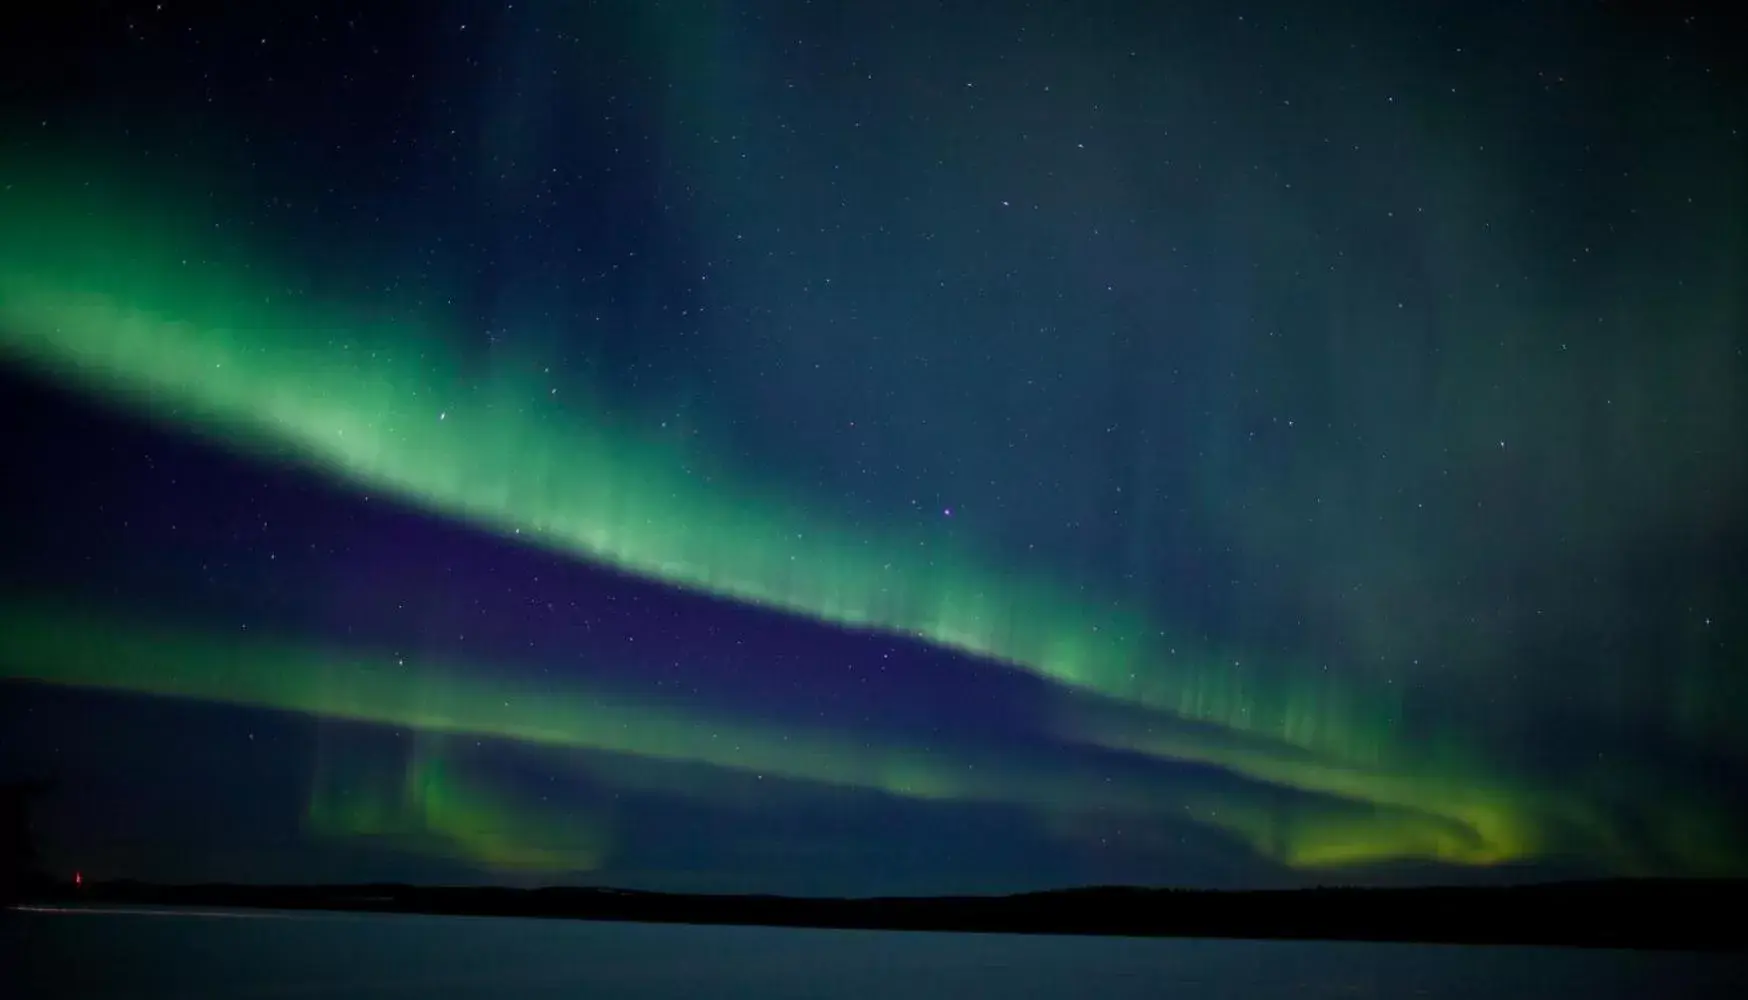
[16,877,1746,952]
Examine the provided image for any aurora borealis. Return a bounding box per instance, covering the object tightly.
[1,2,1744,894]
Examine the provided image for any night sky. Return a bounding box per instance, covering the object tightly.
[1,1,1744,896]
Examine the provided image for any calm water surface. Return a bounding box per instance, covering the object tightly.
[4,905,1743,999]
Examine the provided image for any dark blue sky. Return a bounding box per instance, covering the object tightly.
[1,1,1744,894]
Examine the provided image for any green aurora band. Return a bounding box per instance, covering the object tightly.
[0,164,1742,875]
[0,168,1399,770]
[0,598,1080,808]
[0,594,1689,875]
[0,595,1413,861]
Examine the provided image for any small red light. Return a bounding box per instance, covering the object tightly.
[74,871,82,887]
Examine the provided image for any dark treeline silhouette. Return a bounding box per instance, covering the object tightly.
[26,876,1746,952]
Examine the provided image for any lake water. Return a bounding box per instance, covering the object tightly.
[4,905,1744,999]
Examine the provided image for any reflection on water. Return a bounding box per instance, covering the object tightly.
[4,905,1744,999]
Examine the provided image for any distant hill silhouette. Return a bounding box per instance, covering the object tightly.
[23,875,1747,952]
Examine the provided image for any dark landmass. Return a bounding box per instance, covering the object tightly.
[14,876,1746,952]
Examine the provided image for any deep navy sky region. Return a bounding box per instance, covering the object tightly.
[1,1,1744,895]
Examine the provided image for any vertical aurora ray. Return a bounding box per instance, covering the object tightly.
[305,733,613,875]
